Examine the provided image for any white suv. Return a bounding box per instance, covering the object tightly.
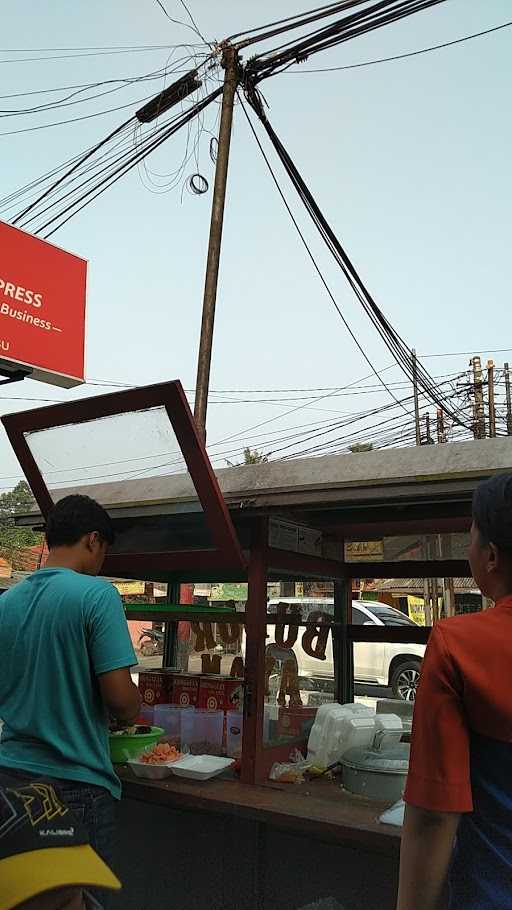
[266,598,425,701]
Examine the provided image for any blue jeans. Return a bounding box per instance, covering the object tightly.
[4,770,116,907]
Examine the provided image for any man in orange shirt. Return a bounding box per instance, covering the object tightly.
[398,474,512,909]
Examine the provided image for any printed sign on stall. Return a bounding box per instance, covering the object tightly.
[407,595,426,626]
[0,222,87,387]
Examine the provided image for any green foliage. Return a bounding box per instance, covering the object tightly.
[242,447,268,464]
[0,481,42,563]
[348,442,374,453]
[226,448,269,467]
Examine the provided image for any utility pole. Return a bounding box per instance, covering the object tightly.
[487,359,496,438]
[194,46,239,439]
[412,349,421,446]
[471,356,486,439]
[424,413,434,445]
[436,409,446,444]
[505,363,512,436]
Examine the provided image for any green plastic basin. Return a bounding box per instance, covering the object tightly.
[109,726,164,763]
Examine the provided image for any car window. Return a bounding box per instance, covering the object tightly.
[351,605,367,625]
[364,603,416,626]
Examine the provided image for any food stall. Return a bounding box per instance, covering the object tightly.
[5,380,512,910]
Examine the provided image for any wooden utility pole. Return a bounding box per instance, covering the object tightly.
[194,46,239,438]
[424,413,434,445]
[436,409,446,443]
[487,359,496,438]
[412,349,421,446]
[471,356,486,439]
[505,363,512,436]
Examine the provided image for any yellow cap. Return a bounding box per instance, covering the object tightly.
[0,844,121,910]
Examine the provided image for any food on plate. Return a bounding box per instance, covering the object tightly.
[140,743,182,764]
[110,724,152,736]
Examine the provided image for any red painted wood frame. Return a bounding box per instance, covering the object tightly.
[1,381,245,576]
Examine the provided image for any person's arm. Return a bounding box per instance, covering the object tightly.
[98,666,141,725]
[397,805,460,910]
[86,586,140,725]
[398,624,472,910]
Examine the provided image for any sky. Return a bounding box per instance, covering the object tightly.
[0,0,511,491]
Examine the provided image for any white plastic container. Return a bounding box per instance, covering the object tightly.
[171,755,234,781]
[128,759,174,780]
[263,704,279,744]
[139,704,155,727]
[154,704,181,746]
[226,711,243,758]
[307,702,375,769]
[373,714,403,751]
[190,710,224,755]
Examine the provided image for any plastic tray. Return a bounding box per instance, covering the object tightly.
[127,759,174,780]
[170,755,234,781]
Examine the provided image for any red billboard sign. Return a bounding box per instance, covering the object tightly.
[0,222,87,387]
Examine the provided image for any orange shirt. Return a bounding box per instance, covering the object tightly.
[405,596,512,814]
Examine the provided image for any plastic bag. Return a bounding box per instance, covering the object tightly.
[269,748,311,784]
[379,799,405,827]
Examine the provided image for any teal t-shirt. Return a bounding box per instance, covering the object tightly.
[0,567,137,798]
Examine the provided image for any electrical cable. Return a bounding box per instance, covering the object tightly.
[36,88,223,238]
[242,87,470,429]
[0,45,201,64]
[245,0,449,82]
[238,95,412,419]
[281,20,512,73]
[154,0,210,45]
[7,57,218,233]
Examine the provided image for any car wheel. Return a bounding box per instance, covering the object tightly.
[391,660,421,701]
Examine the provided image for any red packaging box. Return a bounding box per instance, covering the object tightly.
[277,707,317,738]
[171,673,199,708]
[198,676,225,711]
[224,678,244,713]
[198,676,244,712]
[138,671,172,706]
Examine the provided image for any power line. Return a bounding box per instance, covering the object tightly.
[0,64,192,116]
[0,43,203,52]
[282,20,512,73]
[242,85,470,429]
[245,0,449,82]
[0,45,200,64]
[154,0,209,44]
[0,92,155,138]
[238,95,412,420]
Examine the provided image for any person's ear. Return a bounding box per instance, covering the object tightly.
[488,541,499,574]
[86,531,101,552]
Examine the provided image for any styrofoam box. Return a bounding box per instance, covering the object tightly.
[307,703,375,769]
[170,755,234,781]
[128,759,174,780]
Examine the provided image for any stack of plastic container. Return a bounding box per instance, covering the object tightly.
[307,702,377,769]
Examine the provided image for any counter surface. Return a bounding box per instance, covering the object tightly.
[118,765,401,855]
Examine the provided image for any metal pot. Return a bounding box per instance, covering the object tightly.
[341,743,410,803]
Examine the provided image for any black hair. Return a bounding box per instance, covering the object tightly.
[472,474,512,553]
[45,494,115,549]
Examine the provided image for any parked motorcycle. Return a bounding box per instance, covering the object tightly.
[138,627,164,657]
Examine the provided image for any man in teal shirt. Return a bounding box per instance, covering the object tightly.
[0,494,141,896]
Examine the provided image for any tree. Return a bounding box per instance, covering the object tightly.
[349,442,374,453]
[0,481,43,565]
[226,448,269,467]
[242,447,268,464]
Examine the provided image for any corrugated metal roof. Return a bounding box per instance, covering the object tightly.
[372,577,479,594]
